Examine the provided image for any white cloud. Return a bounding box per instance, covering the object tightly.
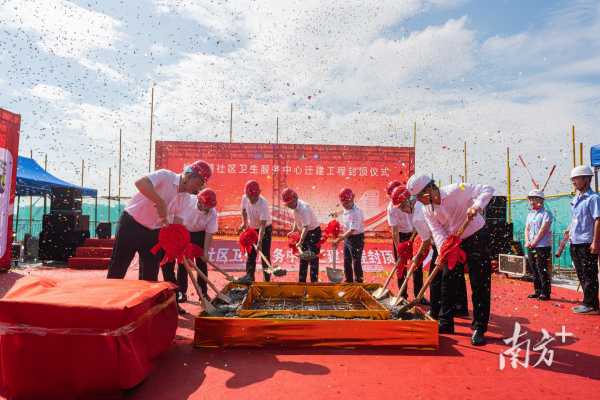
[29,84,71,100]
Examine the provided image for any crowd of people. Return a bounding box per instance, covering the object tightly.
[106,160,600,347]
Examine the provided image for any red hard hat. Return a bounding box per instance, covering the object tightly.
[391,186,411,206]
[339,188,354,202]
[197,188,217,208]
[187,160,212,181]
[245,180,260,197]
[281,188,298,204]
[386,180,402,196]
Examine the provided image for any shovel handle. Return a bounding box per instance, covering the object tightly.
[206,259,234,281]
[186,257,221,296]
[253,244,274,272]
[397,261,417,297]
[381,257,402,291]
[331,241,338,270]
[182,257,214,309]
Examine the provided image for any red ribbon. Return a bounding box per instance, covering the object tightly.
[150,224,191,266]
[239,228,258,255]
[395,240,413,278]
[176,243,204,264]
[438,235,467,270]
[287,231,301,255]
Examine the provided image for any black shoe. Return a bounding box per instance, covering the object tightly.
[528,293,540,299]
[471,329,486,346]
[572,305,599,314]
[438,324,455,334]
[538,294,550,301]
[176,292,188,303]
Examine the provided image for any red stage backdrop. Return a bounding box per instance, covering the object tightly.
[0,109,21,271]
[155,141,414,271]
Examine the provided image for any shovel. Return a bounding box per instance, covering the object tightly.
[395,217,472,311]
[373,257,403,300]
[181,257,219,314]
[389,260,418,305]
[326,241,344,283]
[183,257,233,304]
[254,244,288,277]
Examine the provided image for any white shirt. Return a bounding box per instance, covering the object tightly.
[168,193,218,234]
[412,202,432,241]
[241,195,272,228]
[125,169,181,230]
[387,201,413,233]
[342,204,365,234]
[293,199,320,230]
[421,183,495,249]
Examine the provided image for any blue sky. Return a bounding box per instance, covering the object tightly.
[1,0,599,195]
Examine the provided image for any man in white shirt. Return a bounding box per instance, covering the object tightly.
[282,188,322,282]
[333,188,365,283]
[388,182,426,302]
[107,160,211,281]
[240,180,273,282]
[163,188,218,302]
[407,174,494,346]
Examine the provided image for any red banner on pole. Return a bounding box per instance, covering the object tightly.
[0,108,21,271]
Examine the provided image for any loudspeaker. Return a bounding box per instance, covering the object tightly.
[50,187,82,212]
[96,222,112,239]
[39,210,90,261]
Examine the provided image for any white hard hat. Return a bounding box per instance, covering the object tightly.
[527,189,545,199]
[407,174,432,196]
[570,165,594,178]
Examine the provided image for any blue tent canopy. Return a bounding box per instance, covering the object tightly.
[591,144,600,167]
[16,156,97,197]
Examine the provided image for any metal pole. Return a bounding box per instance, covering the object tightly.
[464,141,468,183]
[229,103,233,143]
[507,147,512,224]
[149,86,154,173]
[108,168,112,223]
[450,175,453,184]
[276,116,279,144]
[81,159,84,187]
[94,195,98,235]
[43,154,47,215]
[572,125,576,168]
[579,142,583,165]
[28,194,32,235]
[15,195,20,241]
[118,128,122,212]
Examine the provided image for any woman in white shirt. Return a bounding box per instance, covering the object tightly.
[163,188,218,302]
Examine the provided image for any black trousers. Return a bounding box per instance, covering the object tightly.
[454,265,469,313]
[344,233,365,283]
[439,227,492,332]
[571,243,599,309]
[428,247,442,318]
[107,212,160,281]
[394,232,423,298]
[299,227,322,283]
[162,231,207,297]
[246,225,272,282]
[527,246,552,297]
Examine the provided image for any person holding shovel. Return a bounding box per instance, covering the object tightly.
[240,180,273,282]
[524,189,553,301]
[333,188,365,283]
[282,188,322,283]
[107,160,211,281]
[407,175,494,346]
[163,188,218,303]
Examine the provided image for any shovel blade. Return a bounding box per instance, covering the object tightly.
[326,267,344,283]
[373,287,389,300]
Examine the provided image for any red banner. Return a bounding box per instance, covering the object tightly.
[155,142,414,238]
[0,108,21,271]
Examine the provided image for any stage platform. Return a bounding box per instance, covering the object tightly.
[1,260,597,400]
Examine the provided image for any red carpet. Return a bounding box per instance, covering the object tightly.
[1,263,598,400]
[67,238,114,269]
